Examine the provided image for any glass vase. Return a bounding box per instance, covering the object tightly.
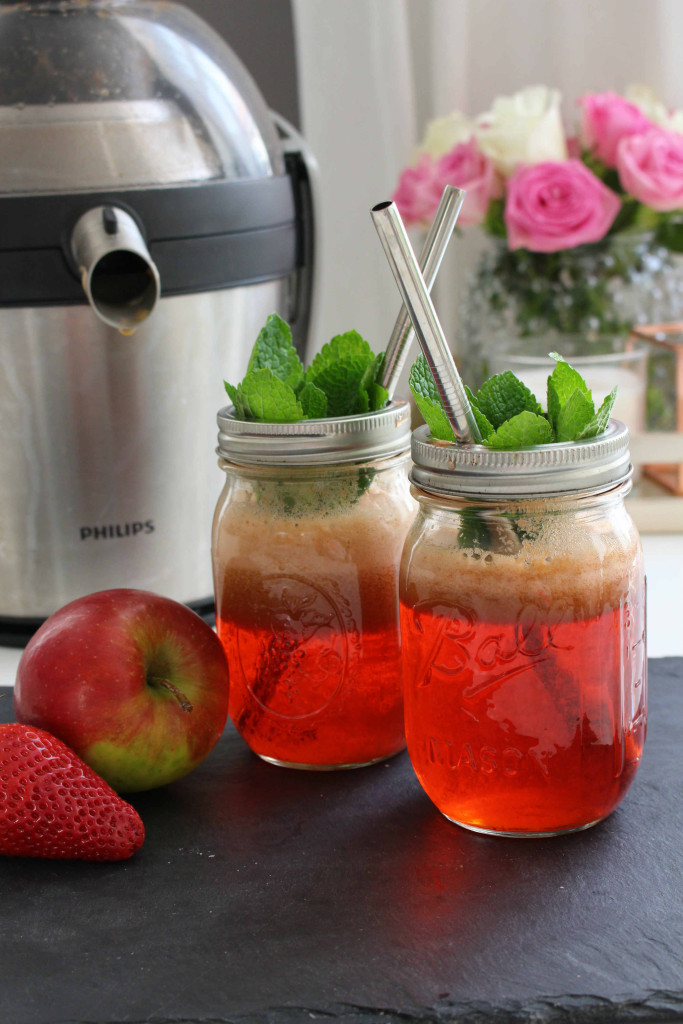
[459,231,683,430]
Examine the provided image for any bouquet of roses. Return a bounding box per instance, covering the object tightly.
[392,84,683,253]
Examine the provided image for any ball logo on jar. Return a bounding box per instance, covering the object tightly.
[410,597,575,700]
[236,574,357,719]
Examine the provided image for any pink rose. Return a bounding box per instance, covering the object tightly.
[617,128,683,211]
[391,154,442,226]
[504,160,621,252]
[434,138,500,226]
[580,91,655,167]
[566,135,582,159]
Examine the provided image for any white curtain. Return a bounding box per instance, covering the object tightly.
[291,0,417,364]
[292,0,683,391]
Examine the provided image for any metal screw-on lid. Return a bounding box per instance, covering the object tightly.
[410,419,632,498]
[217,401,411,466]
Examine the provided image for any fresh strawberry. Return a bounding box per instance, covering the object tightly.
[0,724,145,861]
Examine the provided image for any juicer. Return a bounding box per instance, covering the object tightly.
[0,0,316,642]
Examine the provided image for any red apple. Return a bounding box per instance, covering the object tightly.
[13,589,230,792]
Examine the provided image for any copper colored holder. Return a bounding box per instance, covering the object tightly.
[630,322,683,495]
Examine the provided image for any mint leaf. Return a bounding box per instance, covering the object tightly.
[575,387,617,440]
[305,331,377,416]
[309,354,374,416]
[409,355,455,442]
[369,381,389,412]
[364,353,389,412]
[224,379,246,418]
[555,388,596,442]
[235,369,303,423]
[485,411,554,449]
[464,384,494,441]
[547,355,591,433]
[354,388,370,414]
[476,371,543,429]
[306,331,374,383]
[299,381,328,419]
[247,313,304,391]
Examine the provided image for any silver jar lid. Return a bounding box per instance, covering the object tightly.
[410,419,632,498]
[217,401,411,465]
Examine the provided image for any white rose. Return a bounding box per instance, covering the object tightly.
[414,111,475,160]
[625,83,683,136]
[625,83,668,124]
[474,85,568,176]
[665,109,683,135]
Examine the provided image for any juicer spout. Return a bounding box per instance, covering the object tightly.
[70,206,160,332]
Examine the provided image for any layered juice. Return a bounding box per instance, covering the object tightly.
[400,498,646,834]
[213,459,414,767]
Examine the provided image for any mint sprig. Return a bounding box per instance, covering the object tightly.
[225,317,389,422]
[410,352,617,449]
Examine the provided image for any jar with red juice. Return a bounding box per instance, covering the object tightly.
[212,402,414,769]
[400,420,646,837]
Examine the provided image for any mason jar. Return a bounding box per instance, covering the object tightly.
[212,403,414,769]
[400,421,647,837]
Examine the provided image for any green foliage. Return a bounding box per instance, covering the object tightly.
[575,388,617,440]
[246,313,304,390]
[654,215,683,253]
[408,355,456,442]
[475,371,543,428]
[486,410,554,449]
[470,233,669,340]
[409,353,617,450]
[230,369,304,423]
[483,197,507,239]
[225,319,389,423]
[464,384,494,441]
[298,381,328,419]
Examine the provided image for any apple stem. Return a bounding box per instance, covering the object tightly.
[150,677,194,713]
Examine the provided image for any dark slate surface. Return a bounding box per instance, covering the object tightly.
[1,660,682,1024]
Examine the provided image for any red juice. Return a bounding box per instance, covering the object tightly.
[212,460,415,767]
[217,588,404,767]
[400,504,646,835]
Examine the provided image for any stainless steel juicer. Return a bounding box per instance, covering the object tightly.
[0,0,316,642]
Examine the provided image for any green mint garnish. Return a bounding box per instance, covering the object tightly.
[225,319,389,423]
[231,368,304,423]
[486,410,554,449]
[575,387,618,440]
[409,352,618,449]
[246,313,304,390]
[305,332,381,416]
[554,388,596,442]
[547,352,591,434]
[298,381,328,419]
[464,383,495,441]
[475,370,544,428]
[369,380,390,412]
[408,355,455,442]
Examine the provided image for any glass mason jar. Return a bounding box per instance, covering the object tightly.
[400,421,647,837]
[212,403,415,769]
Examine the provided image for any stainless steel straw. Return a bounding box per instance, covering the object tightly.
[380,185,465,398]
[371,199,481,443]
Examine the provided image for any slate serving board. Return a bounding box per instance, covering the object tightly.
[1,660,682,1024]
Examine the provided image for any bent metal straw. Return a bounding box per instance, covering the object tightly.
[371,199,481,444]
